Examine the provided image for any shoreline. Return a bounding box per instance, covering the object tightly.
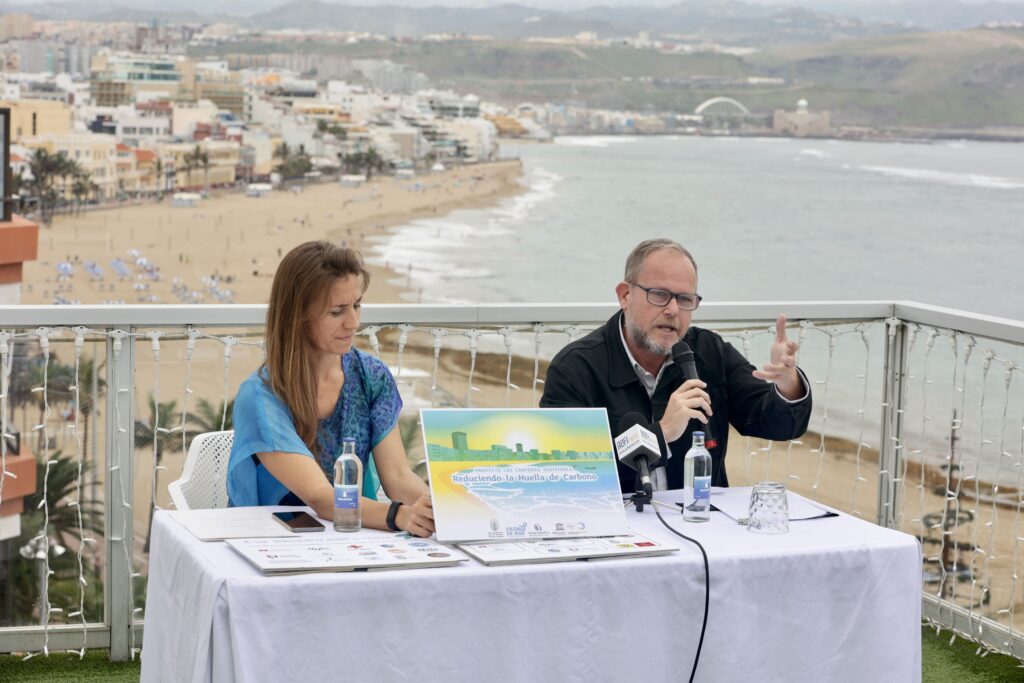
[328,163,527,303]
[537,130,1024,144]
[20,159,525,307]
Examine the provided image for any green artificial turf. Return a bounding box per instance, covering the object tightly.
[0,625,1021,681]
[922,626,1023,682]
[0,649,140,682]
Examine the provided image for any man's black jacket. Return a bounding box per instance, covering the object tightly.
[540,311,812,492]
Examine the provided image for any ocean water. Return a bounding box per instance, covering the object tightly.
[368,136,1024,483]
[368,135,1024,318]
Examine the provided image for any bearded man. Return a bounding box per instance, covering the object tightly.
[540,238,812,493]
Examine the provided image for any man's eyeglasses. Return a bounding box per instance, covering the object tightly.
[629,282,702,311]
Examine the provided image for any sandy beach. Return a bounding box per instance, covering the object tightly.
[20,159,524,306]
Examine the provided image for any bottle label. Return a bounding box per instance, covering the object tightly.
[334,485,359,510]
[693,476,711,503]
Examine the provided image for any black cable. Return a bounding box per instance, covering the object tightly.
[652,501,709,683]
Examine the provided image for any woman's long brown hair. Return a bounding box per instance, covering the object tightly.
[264,241,370,455]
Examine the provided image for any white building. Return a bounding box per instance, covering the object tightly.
[436,117,498,162]
[115,105,171,146]
[242,128,275,176]
[171,99,219,138]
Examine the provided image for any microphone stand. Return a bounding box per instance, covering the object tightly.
[629,474,652,512]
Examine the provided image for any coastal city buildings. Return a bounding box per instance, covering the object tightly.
[773,99,831,138]
[0,7,843,217]
[1,12,517,213]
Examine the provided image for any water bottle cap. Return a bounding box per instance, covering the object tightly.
[694,431,704,437]
[342,437,356,443]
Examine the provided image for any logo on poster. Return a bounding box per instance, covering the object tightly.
[505,522,528,537]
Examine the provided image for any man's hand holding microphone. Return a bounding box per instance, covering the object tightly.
[661,314,801,446]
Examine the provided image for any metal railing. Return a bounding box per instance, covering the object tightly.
[1,300,1023,662]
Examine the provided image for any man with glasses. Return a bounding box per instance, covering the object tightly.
[541,238,811,493]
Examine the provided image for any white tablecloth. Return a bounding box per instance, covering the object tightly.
[140,494,922,683]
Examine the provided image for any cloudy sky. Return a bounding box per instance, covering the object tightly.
[17,0,1024,8]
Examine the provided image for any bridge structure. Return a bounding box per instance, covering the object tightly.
[691,96,769,132]
[694,96,751,116]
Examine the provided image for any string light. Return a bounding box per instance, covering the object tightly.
[0,316,1022,666]
[70,328,89,655]
[849,324,873,519]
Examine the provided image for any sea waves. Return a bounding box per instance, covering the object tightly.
[858,165,1024,190]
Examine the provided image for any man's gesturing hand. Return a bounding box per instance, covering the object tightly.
[752,314,803,400]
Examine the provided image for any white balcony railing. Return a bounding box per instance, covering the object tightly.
[1,301,1023,662]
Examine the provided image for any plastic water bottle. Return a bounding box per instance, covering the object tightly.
[333,438,362,531]
[684,431,712,523]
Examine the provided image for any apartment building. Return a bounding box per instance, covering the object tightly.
[0,99,73,141]
[90,52,183,107]
[159,139,239,190]
[22,133,118,200]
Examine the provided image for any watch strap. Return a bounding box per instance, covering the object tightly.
[386,500,404,532]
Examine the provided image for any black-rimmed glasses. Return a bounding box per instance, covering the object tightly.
[629,282,702,311]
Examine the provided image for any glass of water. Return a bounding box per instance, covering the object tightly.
[747,482,789,534]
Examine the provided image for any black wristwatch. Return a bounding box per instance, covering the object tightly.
[386,501,404,532]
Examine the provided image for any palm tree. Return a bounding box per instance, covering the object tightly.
[134,394,195,551]
[25,148,66,223]
[134,394,188,473]
[3,452,104,624]
[71,356,105,525]
[154,158,164,198]
[28,357,76,453]
[183,145,209,193]
[71,172,91,215]
[5,346,40,438]
[180,152,196,190]
[198,147,211,196]
[188,397,235,433]
[364,147,382,180]
[274,142,291,169]
[54,155,84,214]
[163,157,176,193]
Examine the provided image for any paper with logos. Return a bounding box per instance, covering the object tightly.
[457,533,677,566]
[167,507,297,541]
[421,408,631,544]
[226,533,468,575]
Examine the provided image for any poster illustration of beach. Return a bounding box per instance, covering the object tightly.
[421,408,628,543]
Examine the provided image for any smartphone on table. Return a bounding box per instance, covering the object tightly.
[272,511,325,532]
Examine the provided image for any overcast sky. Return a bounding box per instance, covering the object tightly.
[18,0,1024,8]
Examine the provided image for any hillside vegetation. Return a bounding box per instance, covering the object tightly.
[200,27,1024,127]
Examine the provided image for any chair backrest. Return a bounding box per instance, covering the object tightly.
[168,430,234,510]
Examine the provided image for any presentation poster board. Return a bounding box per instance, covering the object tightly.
[456,533,676,566]
[421,408,627,544]
[227,534,467,575]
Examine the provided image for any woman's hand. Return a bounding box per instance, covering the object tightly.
[397,495,434,538]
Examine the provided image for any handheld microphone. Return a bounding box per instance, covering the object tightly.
[614,412,661,499]
[671,340,718,449]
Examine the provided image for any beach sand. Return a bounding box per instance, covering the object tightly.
[20,159,524,307]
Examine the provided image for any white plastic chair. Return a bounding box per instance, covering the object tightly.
[168,430,234,510]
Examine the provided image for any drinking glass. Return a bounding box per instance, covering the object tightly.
[746,482,789,534]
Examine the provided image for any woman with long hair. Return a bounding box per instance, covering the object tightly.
[227,240,433,536]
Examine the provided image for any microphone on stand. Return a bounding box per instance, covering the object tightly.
[614,412,662,511]
[671,340,717,449]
